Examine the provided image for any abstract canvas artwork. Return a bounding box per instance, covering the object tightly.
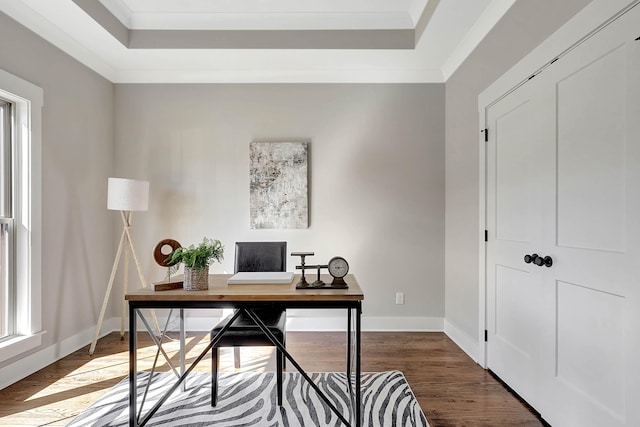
[250,142,308,229]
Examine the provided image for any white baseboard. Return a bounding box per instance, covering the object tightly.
[360,316,444,332]
[0,315,445,391]
[443,319,480,363]
[0,317,120,391]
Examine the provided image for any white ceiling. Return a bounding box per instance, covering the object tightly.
[102,0,427,30]
[0,0,517,83]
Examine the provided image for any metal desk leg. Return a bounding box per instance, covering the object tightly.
[355,302,362,427]
[347,308,352,389]
[180,308,185,391]
[129,305,137,427]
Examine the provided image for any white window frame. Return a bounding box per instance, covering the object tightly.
[0,69,43,363]
[0,99,13,339]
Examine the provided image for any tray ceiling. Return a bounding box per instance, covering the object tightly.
[0,0,516,83]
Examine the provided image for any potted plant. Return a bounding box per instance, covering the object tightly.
[166,237,224,290]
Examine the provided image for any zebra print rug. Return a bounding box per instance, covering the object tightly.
[68,370,428,426]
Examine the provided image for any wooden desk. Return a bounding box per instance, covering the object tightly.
[126,274,364,427]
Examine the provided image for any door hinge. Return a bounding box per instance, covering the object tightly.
[484,230,488,242]
[481,128,488,142]
[484,330,488,342]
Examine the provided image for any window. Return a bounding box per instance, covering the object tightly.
[0,98,13,340]
[0,69,42,363]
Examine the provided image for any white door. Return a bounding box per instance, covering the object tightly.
[485,5,640,426]
[485,70,550,412]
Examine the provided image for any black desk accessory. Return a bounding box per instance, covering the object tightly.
[291,251,314,288]
[312,264,327,287]
[327,256,349,288]
[292,252,349,289]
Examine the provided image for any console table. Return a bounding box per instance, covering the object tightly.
[126,273,364,427]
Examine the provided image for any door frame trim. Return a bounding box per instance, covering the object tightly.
[476,0,639,369]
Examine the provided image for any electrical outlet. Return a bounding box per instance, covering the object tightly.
[395,292,405,305]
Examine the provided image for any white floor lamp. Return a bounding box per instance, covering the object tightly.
[90,177,156,355]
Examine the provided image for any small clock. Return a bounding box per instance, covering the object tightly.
[328,256,349,288]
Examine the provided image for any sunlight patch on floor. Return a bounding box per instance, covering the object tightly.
[217,347,276,373]
[20,335,278,404]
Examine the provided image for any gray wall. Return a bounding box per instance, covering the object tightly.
[444,0,591,348]
[114,83,445,322]
[0,12,115,366]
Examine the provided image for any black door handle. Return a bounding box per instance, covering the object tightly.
[524,254,539,264]
[534,255,553,267]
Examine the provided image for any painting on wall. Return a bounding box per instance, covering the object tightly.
[250,141,309,229]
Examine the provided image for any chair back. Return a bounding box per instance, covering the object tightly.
[234,242,287,273]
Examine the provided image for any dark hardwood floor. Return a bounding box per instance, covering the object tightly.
[0,332,542,426]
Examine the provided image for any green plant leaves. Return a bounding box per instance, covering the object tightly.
[165,237,224,274]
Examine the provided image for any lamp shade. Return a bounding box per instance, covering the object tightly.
[107,177,149,211]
